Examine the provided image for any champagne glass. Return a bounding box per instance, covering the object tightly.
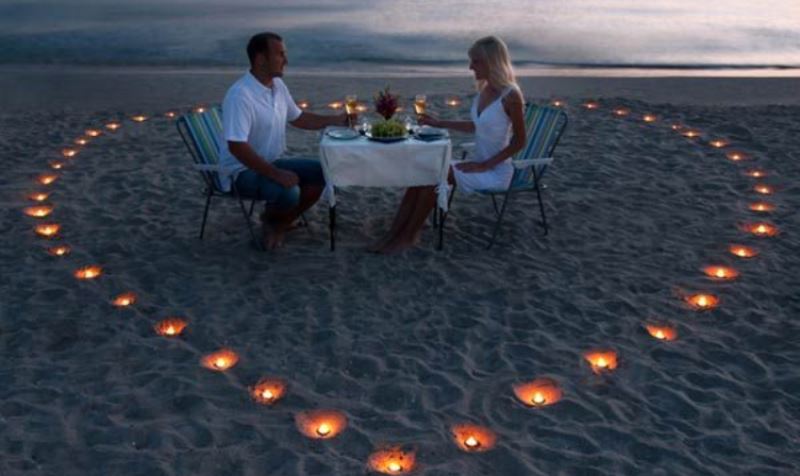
[413,94,427,120]
[345,94,358,128]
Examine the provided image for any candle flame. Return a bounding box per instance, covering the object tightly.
[709,139,728,148]
[24,205,53,218]
[513,377,563,407]
[550,100,563,107]
[250,377,287,405]
[686,293,719,310]
[613,108,629,116]
[154,317,188,337]
[74,265,103,280]
[749,202,774,212]
[747,222,777,237]
[297,100,310,109]
[328,101,343,109]
[671,124,684,131]
[729,245,758,259]
[29,192,50,202]
[37,174,58,185]
[295,410,347,439]
[165,111,177,118]
[645,324,677,341]
[50,161,64,170]
[643,114,657,122]
[681,130,701,138]
[105,122,121,131]
[583,102,599,109]
[85,129,102,137]
[74,137,89,145]
[61,148,77,158]
[201,348,238,371]
[316,423,331,436]
[35,223,60,237]
[131,115,148,122]
[703,266,739,281]
[48,245,71,256]
[726,151,748,162]
[194,106,206,113]
[367,447,416,475]
[451,424,497,452]
[584,350,618,374]
[753,184,773,195]
[448,97,463,107]
[745,169,765,178]
[464,436,480,448]
[112,292,136,307]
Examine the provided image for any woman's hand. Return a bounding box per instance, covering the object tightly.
[418,115,441,127]
[455,161,489,173]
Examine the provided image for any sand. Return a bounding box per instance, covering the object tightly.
[1,69,799,475]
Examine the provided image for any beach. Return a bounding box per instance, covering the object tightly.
[2,68,799,475]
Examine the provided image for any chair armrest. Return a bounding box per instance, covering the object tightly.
[193,163,225,173]
[512,157,553,169]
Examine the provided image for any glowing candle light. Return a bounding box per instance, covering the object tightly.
[583,350,618,374]
[726,151,748,162]
[131,115,148,122]
[296,100,310,109]
[583,101,599,110]
[165,111,177,119]
[61,148,78,158]
[550,99,564,107]
[671,123,684,131]
[23,205,53,218]
[512,377,563,407]
[681,129,701,139]
[112,292,137,307]
[50,161,64,170]
[48,245,71,256]
[194,106,206,113]
[154,317,188,337]
[74,137,89,145]
[28,192,50,202]
[35,223,60,237]
[355,103,369,112]
[645,323,677,341]
[729,244,758,259]
[744,169,766,178]
[685,293,719,310]
[749,202,775,213]
[201,348,239,371]
[451,424,497,452]
[105,122,121,131]
[328,101,343,110]
[85,129,102,137]
[746,222,778,237]
[295,410,347,439]
[612,107,630,117]
[367,447,416,475]
[709,139,729,148]
[447,97,462,107]
[250,377,287,405]
[703,265,739,281]
[642,114,657,123]
[74,265,103,280]
[753,184,773,195]
[395,106,405,112]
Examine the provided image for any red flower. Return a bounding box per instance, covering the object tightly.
[374,86,399,120]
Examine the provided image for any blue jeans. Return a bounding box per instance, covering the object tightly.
[234,159,325,210]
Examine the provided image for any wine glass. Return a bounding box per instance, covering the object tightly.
[345,94,358,127]
[413,94,427,120]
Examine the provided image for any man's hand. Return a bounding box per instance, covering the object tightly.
[455,161,488,174]
[418,115,441,127]
[273,169,300,188]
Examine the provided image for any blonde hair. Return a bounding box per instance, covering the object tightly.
[468,36,518,93]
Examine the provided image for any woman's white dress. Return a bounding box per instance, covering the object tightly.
[452,86,516,194]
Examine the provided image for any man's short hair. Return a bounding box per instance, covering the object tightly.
[247,32,283,66]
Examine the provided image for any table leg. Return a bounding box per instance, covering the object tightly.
[437,207,446,251]
[329,205,336,251]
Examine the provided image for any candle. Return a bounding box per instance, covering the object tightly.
[105,122,121,131]
[296,100,310,109]
[746,222,778,237]
[612,108,630,117]
[194,106,206,113]
[583,101,599,110]
[671,123,684,131]
[702,265,739,281]
[726,151,748,162]
[85,129,102,137]
[165,111,177,119]
[74,137,90,145]
[35,223,60,237]
[729,244,758,259]
[550,99,563,107]
[645,323,677,341]
[23,205,53,218]
[451,424,497,452]
[154,317,188,337]
[753,184,773,195]
[685,293,719,310]
[28,192,50,202]
[74,265,103,280]
[448,97,463,107]
[355,103,369,113]
[50,161,64,170]
[512,377,562,407]
[584,350,618,374]
[112,292,137,307]
[749,202,775,213]
[131,115,148,122]
[61,148,78,158]
[744,169,766,178]
[642,114,657,123]
[681,129,701,139]
[48,245,71,256]
[367,447,416,475]
[295,410,347,439]
[250,377,287,405]
[201,348,239,370]
[328,101,343,110]
[709,139,728,148]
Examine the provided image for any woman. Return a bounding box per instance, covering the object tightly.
[372,36,527,253]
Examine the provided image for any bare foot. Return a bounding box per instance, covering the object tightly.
[376,238,415,255]
[261,220,287,250]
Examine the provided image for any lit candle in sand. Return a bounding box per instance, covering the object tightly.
[746,222,778,237]
[154,317,188,337]
[131,115,148,122]
[642,114,657,123]
[703,265,739,280]
[584,350,618,374]
[367,447,416,474]
[729,244,758,259]
[85,129,102,137]
[250,377,287,405]
[50,161,64,170]
[745,169,766,178]
[612,107,630,117]
[74,265,103,280]
[355,103,369,113]
[201,348,239,371]
[105,122,121,131]
[671,123,684,131]
[112,292,137,307]
[295,410,347,439]
[753,184,773,195]
[28,192,50,202]
[583,101,599,110]
[328,101,343,110]
[194,106,206,113]
[74,137,89,145]
[35,223,60,237]
[726,151,748,162]
[448,97,462,107]
[709,139,729,148]
[550,99,564,107]
[23,205,53,218]
[61,148,78,158]
[685,293,719,310]
[749,202,775,213]
[451,424,497,452]
[513,377,562,407]
[296,100,310,109]
[645,323,677,341]
[48,245,71,256]
[681,129,701,138]
[165,111,177,119]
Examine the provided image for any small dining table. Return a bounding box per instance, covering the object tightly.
[318,127,453,250]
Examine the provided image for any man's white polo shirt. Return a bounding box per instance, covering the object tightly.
[217,72,302,192]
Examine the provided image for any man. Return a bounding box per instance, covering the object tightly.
[218,32,353,249]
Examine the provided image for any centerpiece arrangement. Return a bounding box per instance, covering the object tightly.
[368,86,407,141]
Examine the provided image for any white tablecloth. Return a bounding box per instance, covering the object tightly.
[319,128,453,211]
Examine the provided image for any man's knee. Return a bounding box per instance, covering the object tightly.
[275,185,301,209]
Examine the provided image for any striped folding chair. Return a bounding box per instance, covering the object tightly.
[176,106,262,250]
[460,103,568,249]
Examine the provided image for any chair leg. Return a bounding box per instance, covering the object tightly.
[490,195,500,216]
[232,183,263,251]
[533,178,549,236]
[199,191,213,240]
[487,191,513,249]
[248,200,256,218]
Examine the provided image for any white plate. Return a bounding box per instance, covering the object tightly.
[326,127,360,140]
